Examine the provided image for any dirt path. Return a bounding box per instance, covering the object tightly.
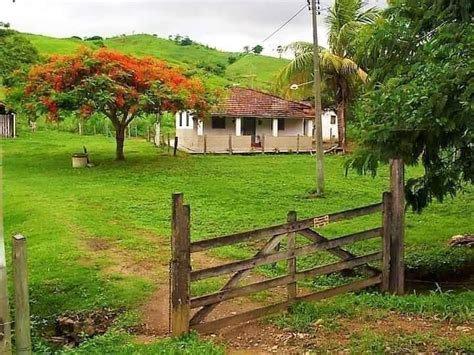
[83,231,473,353]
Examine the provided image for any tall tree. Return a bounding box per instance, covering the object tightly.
[22,48,209,160]
[347,0,473,211]
[278,0,378,152]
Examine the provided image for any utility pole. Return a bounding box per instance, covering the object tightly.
[311,0,325,196]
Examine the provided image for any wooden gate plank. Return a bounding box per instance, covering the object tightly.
[298,228,380,275]
[191,228,382,281]
[286,211,297,301]
[191,252,382,309]
[189,233,287,326]
[190,203,382,253]
[191,275,382,334]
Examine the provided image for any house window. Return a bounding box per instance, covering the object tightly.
[330,115,336,125]
[212,117,226,129]
[278,118,285,131]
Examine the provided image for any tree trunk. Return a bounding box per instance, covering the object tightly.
[115,125,126,161]
[336,102,347,153]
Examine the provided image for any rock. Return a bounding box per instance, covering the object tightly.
[455,326,471,332]
[449,235,474,247]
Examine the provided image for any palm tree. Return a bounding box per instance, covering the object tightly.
[278,0,378,152]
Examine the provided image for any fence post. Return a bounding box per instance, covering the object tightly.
[287,211,297,301]
[167,134,171,153]
[261,135,265,154]
[170,193,191,336]
[0,156,11,354]
[389,158,405,295]
[12,235,31,355]
[228,135,233,155]
[296,134,300,154]
[173,137,178,157]
[381,192,392,292]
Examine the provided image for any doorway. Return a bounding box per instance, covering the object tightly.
[242,118,256,136]
[243,118,259,146]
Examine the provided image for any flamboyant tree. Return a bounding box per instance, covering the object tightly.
[24,48,208,160]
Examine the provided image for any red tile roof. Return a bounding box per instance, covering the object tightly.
[211,87,314,119]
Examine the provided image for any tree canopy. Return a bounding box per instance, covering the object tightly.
[23,48,209,160]
[348,0,473,211]
[277,0,378,152]
[0,29,39,81]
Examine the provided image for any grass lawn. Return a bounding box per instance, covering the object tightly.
[1,129,473,353]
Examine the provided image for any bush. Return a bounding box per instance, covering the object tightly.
[85,35,103,41]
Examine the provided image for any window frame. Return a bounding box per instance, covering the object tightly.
[212,117,226,129]
[278,118,285,131]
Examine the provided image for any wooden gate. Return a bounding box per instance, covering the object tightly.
[170,160,405,336]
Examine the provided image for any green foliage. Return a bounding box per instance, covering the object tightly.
[252,45,264,54]
[0,29,39,80]
[349,0,474,211]
[67,331,224,354]
[196,61,227,76]
[85,35,104,41]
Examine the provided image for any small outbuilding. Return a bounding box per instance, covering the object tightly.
[0,101,16,138]
[174,87,338,154]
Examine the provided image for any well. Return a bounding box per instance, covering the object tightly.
[72,153,88,168]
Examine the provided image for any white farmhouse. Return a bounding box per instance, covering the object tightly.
[174,87,337,154]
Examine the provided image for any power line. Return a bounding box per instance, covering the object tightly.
[260,3,308,44]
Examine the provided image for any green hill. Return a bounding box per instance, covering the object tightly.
[105,34,231,66]
[22,33,96,55]
[20,33,288,91]
[226,54,289,91]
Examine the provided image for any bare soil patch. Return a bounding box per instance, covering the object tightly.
[211,313,473,353]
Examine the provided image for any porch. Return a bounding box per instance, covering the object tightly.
[177,116,316,154]
[176,133,315,154]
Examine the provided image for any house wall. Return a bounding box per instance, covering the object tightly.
[175,110,339,153]
[203,117,235,136]
[322,111,338,142]
[264,136,313,152]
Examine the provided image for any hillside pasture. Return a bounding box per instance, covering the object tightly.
[19,32,288,91]
[1,130,472,352]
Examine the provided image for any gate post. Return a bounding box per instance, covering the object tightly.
[287,211,297,301]
[389,159,405,295]
[381,192,392,292]
[12,235,32,355]
[170,193,191,336]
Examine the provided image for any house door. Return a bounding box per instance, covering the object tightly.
[242,118,259,146]
[242,118,256,136]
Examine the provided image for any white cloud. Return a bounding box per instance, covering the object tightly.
[0,0,386,56]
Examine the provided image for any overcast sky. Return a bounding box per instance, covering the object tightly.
[1,0,387,56]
